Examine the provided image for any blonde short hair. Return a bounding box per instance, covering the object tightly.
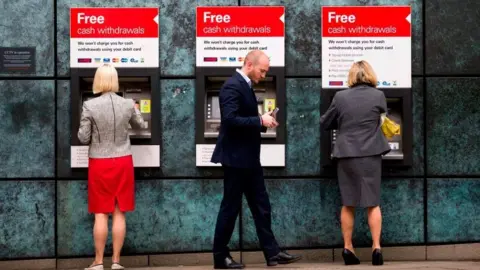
[347,60,378,88]
[92,64,119,94]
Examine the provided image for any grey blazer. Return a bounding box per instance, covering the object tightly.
[320,84,391,158]
[77,92,145,158]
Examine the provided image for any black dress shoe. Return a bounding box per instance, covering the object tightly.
[342,249,360,265]
[214,257,244,269]
[267,251,302,266]
[372,248,384,266]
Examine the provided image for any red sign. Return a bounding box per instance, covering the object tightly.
[322,6,411,37]
[70,8,159,38]
[196,6,285,37]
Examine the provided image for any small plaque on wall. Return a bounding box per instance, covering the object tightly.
[0,47,36,74]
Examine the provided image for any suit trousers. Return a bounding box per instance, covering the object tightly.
[213,165,281,261]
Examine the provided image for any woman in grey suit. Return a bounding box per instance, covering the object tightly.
[320,60,390,266]
[78,64,145,270]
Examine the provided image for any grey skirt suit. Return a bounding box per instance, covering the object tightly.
[320,84,391,207]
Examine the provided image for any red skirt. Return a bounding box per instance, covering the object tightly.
[88,155,135,214]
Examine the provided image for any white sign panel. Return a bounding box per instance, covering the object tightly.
[70,7,159,68]
[196,144,285,167]
[196,6,285,67]
[322,6,411,88]
[71,145,160,168]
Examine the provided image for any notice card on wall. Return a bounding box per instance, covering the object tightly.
[0,47,36,74]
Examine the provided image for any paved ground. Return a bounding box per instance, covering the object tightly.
[119,261,479,270]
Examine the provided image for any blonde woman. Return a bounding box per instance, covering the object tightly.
[78,64,145,270]
[320,60,390,266]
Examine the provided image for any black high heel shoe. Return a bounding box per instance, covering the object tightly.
[372,248,384,265]
[342,249,360,265]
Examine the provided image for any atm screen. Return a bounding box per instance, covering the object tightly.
[207,95,221,119]
[211,96,220,118]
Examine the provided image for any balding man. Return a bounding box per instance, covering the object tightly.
[211,50,301,269]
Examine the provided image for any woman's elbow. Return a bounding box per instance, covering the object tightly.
[78,133,91,144]
[79,138,90,145]
[79,139,90,145]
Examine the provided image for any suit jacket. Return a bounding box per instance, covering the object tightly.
[211,72,267,168]
[320,84,391,158]
[77,91,145,158]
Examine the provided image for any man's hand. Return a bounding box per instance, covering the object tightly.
[261,112,279,128]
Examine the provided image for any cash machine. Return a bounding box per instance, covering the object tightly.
[69,7,160,168]
[319,5,413,168]
[200,71,282,139]
[195,67,286,167]
[70,68,160,168]
[194,6,287,167]
[320,87,413,167]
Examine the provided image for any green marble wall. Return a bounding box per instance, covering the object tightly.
[0,0,479,260]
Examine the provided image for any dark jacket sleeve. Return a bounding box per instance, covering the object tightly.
[220,83,262,129]
[379,91,387,113]
[320,94,339,130]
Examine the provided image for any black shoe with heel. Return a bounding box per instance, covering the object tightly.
[372,248,384,266]
[342,249,360,265]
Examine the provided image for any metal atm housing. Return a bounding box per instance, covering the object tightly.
[195,67,286,165]
[70,68,160,168]
[320,88,413,167]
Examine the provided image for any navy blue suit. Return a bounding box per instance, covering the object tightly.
[211,72,267,167]
[211,71,280,261]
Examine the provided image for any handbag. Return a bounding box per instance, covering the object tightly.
[380,114,401,139]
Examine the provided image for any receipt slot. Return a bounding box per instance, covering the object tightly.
[195,67,286,167]
[320,88,413,167]
[70,68,160,168]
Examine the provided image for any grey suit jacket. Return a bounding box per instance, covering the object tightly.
[77,92,145,158]
[320,84,391,158]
